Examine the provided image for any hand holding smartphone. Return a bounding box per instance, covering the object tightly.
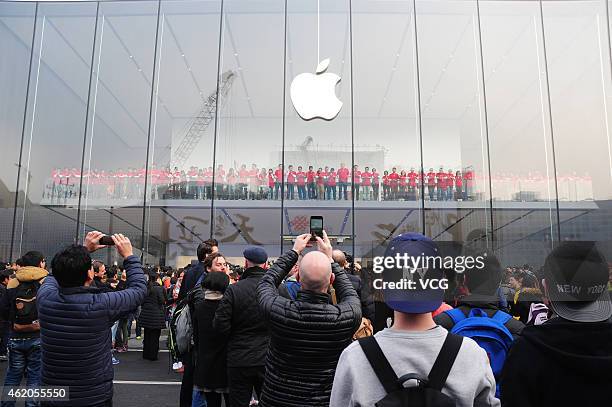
[310,216,323,241]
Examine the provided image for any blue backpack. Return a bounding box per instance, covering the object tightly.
[446,308,514,396]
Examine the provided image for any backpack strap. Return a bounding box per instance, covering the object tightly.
[491,310,512,325]
[358,336,402,394]
[427,333,463,391]
[446,308,466,325]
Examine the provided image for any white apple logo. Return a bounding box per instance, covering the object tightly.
[290,58,342,121]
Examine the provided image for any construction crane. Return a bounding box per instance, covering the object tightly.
[169,70,236,169]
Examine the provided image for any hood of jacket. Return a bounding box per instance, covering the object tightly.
[7,266,48,288]
[521,316,612,376]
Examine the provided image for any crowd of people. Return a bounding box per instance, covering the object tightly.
[44,164,594,203]
[0,230,610,406]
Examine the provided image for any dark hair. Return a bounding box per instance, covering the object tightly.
[203,253,225,271]
[20,251,45,267]
[196,243,213,262]
[464,252,502,295]
[202,272,229,293]
[204,238,218,248]
[51,245,92,288]
[93,260,105,274]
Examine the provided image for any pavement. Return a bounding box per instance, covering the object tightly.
[0,332,184,407]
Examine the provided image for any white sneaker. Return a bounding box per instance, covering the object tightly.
[172,362,180,370]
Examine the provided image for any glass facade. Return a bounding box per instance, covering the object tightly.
[1,0,611,269]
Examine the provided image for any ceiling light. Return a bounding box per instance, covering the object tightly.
[234,53,238,56]
[129,55,133,59]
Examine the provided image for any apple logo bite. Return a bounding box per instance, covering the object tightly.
[290,58,343,121]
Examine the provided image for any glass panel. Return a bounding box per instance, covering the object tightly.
[479,0,557,267]
[416,0,491,250]
[144,0,222,266]
[212,0,285,260]
[544,0,612,260]
[16,2,97,258]
[0,2,35,261]
[284,0,354,256]
[352,0,423,260]
[80,0,159,258]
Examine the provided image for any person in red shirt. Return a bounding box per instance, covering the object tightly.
[248,164,259,200]
[352,165,362,200]
[296,166,307,200]
[238,164,249,200]
[455,170,463,201]
[327,168,337,200]
[382,170,390,200]
[399,170,408,200]
[408,168,418,201]
[337,163,350,200]
[274,164,283,200]
[371,168,380,201]
[426,168,436,201]
[266,168,274,199]
[361,167,372,201]
[215,164,226,200]
[204,167,213,199]
[316,168,326,200]
[226,168,237,199]
[463,168,474,200]
[286,165,297,200]
[388,167,400,200]
[306,166,316,199]
[436,167,446,201]
[446,170,455,201]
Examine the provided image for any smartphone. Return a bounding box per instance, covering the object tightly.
[99,235,115,246]
[310,216,324,240]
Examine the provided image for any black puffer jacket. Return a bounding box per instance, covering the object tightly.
[257,250,361,407]
[138,283,166,330]
[213,266,269,367]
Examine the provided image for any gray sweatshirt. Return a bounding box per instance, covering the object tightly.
[330,326,500,407]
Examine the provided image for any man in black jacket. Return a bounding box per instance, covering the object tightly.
[332,250,374,321]
[257,231,361,407]
[434,253,524,338]
[501,241,612,406]
[178,242,212,301]
[213,246,269,407]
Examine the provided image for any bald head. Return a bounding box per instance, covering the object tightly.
[332,250,347,267]
[299,251,334,293]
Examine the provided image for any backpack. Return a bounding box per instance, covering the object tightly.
[168,272,205,358]
[359,333,463,407]
[446,308,513,396]
[12,280,42,333]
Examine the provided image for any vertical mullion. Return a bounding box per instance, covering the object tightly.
[348,0,355,257]
[75,1,101,244]
[411,0,425,235]
[281,0,288,256]
[475,0,494,248]
[210,0,225,239]
[140,0,163,263]
[538,0,562,242]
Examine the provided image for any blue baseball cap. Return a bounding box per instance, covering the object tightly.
[243,246,268,265]
[382,233,445,314]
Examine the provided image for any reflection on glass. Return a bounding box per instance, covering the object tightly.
[0,2,35,260]
[17,2,96,257]
[80,0,159,252]
[416,0,491,247]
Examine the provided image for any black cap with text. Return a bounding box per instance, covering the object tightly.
[543,241,611,323]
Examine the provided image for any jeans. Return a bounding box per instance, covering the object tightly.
[326,186,337,200]
[111,321,119,347]
[115,318,128,348]
[2,337,41,407]
[274,183,281,200]
[338,182,348,200]
[307,183,316,199]
[287,183,295,200]
[297,185,306,200]
[191,389,208,407]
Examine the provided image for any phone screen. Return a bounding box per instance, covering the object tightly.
[310,216,323,238]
